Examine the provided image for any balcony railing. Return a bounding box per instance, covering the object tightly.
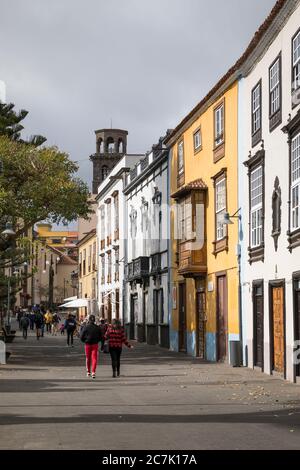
[140,154,149,171]
[127,257,149,282]
[130,166,137,181]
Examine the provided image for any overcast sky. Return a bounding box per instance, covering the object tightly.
[1,0,275,190]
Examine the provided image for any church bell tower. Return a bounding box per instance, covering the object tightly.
[90,128,128,194]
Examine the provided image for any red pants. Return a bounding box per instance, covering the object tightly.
[85,344,99,374]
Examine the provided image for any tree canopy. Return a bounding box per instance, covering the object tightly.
[0,135,92,238]
[0,101,46,147]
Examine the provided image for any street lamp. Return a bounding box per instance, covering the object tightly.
[222,209,241,225]
[1,222,16,331]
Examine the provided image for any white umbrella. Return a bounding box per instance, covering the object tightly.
[63,296,78,302]
[59,298,89,308]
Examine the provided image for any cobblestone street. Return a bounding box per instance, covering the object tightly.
[0,326,300,450]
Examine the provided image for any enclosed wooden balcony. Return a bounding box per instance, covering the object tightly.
[178,240,207,278]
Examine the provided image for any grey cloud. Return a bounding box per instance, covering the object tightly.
[0,0,275,187]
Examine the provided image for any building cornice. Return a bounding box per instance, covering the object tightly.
[123,150,168,195]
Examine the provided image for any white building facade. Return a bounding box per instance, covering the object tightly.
[123,135,170,348]
[239,0,300,382]
[96,154,142,322]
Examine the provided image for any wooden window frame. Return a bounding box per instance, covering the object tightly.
[243,149,265,263]
[177,139,185,187]
[193,126,202,154]
[292,27,300,109]
[212,169,228,255]
[269,52,282,132]
[213,99,225,162]
[251,80,262,147]
[282,112,300,250]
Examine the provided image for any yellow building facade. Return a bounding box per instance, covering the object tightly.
[167,80,239,362]
[78,229,98,319]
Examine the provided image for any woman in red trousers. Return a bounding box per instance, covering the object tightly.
[80,315,103,379]
[105,319,133,377]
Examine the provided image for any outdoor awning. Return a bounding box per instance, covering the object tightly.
[59,298,89,308]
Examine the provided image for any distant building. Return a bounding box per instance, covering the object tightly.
[78,229,98,319]
[123,135,170,348]
[96,153,142,322]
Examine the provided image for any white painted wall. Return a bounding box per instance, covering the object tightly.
[124,151,169,342]
[239,3,300,382]
[96,155,142,320]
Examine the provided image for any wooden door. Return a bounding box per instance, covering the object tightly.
[253,282,264,368]
[294,278,300,377]
[272,286,284,374]
[115,289,119,319]
[178,283,186,352]
[217,275,227,362]
[196,291,206,359]
[130,294,138,340]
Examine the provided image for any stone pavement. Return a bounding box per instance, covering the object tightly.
[0,325,300,450]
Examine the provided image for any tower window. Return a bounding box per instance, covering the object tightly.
[106,137,114,153]
[102,166,109,180]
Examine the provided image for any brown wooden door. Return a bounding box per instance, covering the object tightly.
[217,275,227,361]
[115,289,119,319]
[272,286,284,374]
[179,283,186,352]
[294,279,300,377]
[196,291,206,358]
[253,283,263,368]
[130,294,138,340]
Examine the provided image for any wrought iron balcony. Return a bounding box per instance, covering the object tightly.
[150,253,161,275]
[127,257,149,282]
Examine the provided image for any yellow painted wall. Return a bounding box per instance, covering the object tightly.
[78,233,97,319]
[170,81,239,354]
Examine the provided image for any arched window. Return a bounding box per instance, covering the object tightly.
[102,166,109,180]
[106,137,114,153]
[98,139,104,153]
[118,139,124,153]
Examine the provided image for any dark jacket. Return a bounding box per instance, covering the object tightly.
[34,313,43,328]
[20,316,30,329]
[64,318,77,331]
[80,323,102,345]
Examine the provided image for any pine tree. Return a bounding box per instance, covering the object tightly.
[0,101,46,147]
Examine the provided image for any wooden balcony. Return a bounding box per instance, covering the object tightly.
[178,240,207,278]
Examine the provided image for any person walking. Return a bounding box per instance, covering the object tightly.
[29,311,35,330]
[45,310,53,333]
[105,319,133,378]
[99,318,108,352]
[51,312,60,336]
[17,309,23,330]
[34,310,43,340]
[80,315,103,379]
[64,313,77,347]
[20,313,30,340]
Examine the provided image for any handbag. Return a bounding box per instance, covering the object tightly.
[103,340,110,353]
